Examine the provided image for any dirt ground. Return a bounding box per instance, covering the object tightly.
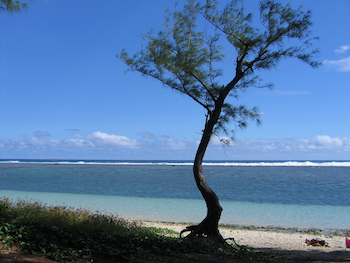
[1,243,350,263]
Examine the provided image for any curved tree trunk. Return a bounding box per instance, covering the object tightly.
[181,106,225,240]
[181,70,244,241]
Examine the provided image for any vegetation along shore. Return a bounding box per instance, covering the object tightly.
[0,199,349,262]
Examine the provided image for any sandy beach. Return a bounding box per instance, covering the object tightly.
[1,220,349,262]
[142,221,350,262]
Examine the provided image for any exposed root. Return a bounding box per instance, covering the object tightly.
[180,225,250,252]
[180,223,225,244]
[179,225,200,238]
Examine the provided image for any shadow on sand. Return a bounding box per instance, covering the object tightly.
[254,247,350,262]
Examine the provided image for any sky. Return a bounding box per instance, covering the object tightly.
[1,0,350,161]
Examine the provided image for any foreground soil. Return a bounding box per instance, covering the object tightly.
[1,243,350,263]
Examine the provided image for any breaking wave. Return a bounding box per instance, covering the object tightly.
[1,159,350,167]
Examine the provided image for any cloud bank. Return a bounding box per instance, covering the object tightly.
[87,132,138,148]
[0,131,349,160]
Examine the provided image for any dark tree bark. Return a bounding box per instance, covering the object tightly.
[186,113,224,240]
[181,66,244,241]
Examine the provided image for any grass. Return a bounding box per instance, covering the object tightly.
[0,198,251,262]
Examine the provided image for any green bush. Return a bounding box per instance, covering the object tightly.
[0,198,229,262]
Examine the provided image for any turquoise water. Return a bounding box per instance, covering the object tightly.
[0,190,348,229]
[0,160,349,229]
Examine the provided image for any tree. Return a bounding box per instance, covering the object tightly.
[0,0,30,13]
[119,0,319,241]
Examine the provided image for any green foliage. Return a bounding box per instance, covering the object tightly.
[0,0,31,13]
[205,0,320,69]
[0,223,22,249]
[0,199,145,261]
[146,227,179,237]
[119,0,319,140]
[0,199,254,262]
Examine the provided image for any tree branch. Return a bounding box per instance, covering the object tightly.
[203,14,247,47]
[186,70,217,102]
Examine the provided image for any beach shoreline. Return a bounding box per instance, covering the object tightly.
[1,210,349,262]
[141,221,350,262]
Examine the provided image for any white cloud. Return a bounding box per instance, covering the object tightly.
[27,137,93,148]
[323,56,350,72]
[3,132,138,149]
[26,137,59,148]
[217,135,350,156]
[87,131,138,148]
[335,45,350,54]
[63,139,94,148]
[209,136,232,146]
[3,137,93,149]
[312,135,343,148]
[166,138,187,150]
[1,132,349,160]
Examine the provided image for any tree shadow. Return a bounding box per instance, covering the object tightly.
[254,247,350,262]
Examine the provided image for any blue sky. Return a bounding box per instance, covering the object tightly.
[1,0,350,160]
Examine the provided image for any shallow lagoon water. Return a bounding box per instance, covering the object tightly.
[1,189,349,229]
[0,160,349,230]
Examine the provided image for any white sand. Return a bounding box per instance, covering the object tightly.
[142,221,350,261]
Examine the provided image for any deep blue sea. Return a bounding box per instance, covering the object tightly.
[0,160,349,230]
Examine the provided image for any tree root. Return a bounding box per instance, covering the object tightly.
[180,222,225,244]
[180,224,249,252]
[179,225,200,238]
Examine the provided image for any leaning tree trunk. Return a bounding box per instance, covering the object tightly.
[180,68,244,241]
[180,106,224,241]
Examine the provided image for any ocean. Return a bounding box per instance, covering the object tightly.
[0,160,349,230]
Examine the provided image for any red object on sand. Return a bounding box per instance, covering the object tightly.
[346,237,350,248]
